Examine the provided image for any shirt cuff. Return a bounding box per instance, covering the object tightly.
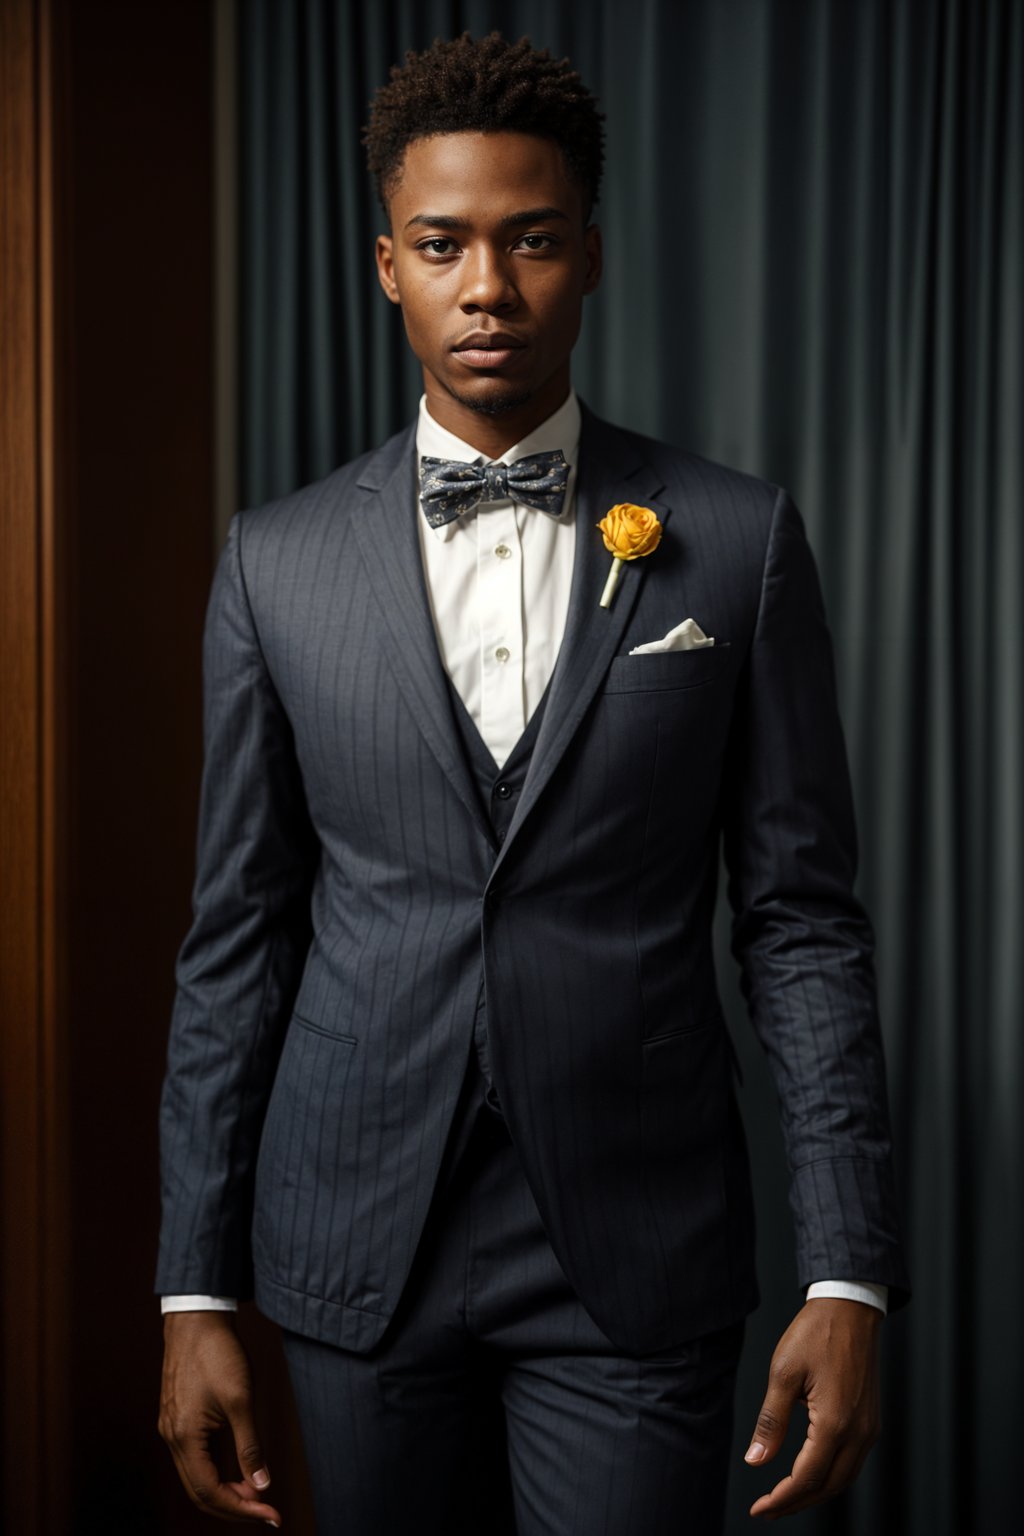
[805,1279,888,1315]
[160,1294,239,1313]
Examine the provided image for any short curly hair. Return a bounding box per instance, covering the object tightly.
[363,32,605,221]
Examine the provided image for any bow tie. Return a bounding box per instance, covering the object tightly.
[419,449,571,528]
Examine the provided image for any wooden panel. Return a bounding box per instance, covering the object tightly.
[58,1,214,1528]
[0,0,71,1530]
[59,3,316,1530]
[2,4,316,1527]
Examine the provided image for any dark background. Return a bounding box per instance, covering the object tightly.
[2,1,1019,1533]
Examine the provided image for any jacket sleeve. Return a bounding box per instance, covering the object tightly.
[720,487,911,1310]
[154,512,319,1299]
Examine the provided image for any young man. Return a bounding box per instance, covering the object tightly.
[157,33,910,1534]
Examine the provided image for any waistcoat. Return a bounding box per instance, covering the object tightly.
[444,670,553,1118]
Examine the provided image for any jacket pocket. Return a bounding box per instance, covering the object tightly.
[292,1011,358,1045]
[252,1020,358,1290]
[602,642,732,694]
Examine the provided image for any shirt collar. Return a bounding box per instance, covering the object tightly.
[416,389,581,542]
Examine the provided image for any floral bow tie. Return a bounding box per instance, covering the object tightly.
[419,450,571,528]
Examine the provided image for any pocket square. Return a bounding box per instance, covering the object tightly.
[628,618,714,654]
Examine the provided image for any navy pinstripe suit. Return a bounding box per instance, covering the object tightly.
[156,402,910,1374]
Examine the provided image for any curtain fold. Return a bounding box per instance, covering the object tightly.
[237,3,1022,1530]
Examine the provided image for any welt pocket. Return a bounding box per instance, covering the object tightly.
[291,1012,358,1045]
[642,1019,722,1048]
[602,641,731,694]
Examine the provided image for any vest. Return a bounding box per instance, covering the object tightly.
[444,670,553,1119]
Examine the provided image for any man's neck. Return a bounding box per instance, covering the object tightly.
[421,372,573,459]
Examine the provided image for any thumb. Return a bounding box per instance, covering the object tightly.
[226,1402,272,1493]
[745,1366,800,1467]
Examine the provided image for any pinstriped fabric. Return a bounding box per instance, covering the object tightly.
[278,1052,744,1535]
[155,403,910,1355]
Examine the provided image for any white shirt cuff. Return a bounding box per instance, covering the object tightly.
[805,1279,888,1315]
[160,1294,238,1313]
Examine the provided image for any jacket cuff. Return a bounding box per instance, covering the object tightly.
[790,1156,912,1311]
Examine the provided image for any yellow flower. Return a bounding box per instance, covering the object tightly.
[596,504,662,560]
[596,504,662,608]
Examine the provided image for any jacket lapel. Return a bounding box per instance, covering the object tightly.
[346,405,674,875]
[486,403,673,885]
[348,424,498,850]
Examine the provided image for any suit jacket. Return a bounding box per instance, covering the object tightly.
[155,402,911,1354]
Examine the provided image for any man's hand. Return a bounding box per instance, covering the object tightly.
[158,1311,283,1526]
[744,1298,882,1521]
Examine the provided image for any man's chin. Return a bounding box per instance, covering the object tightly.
[446,381,535,418]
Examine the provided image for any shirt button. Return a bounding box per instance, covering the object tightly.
[494,782,513,800]
[494,646,511,663]
[494,543,512,559]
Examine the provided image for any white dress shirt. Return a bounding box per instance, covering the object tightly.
[161,389,886,1318]
[415,387,581,766]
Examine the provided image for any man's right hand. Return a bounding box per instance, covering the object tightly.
[158,1311,283,1527]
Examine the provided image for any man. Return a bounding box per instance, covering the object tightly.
[156,32,910,1535]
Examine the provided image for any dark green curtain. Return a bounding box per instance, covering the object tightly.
[238,2,1023,1531]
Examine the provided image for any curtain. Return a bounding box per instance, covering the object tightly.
[237,2,1023,1530]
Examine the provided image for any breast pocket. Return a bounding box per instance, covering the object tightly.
[601,641,732,694]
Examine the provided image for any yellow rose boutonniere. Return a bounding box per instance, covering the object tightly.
[596,504,663,608]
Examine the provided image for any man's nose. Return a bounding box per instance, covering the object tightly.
[459,247,518,312]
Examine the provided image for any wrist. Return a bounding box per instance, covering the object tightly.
[802,1294,884,1330]
[162,1308,237,1333]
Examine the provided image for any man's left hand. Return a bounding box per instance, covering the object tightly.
[744,1297,883,1520]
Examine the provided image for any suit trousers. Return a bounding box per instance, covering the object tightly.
[279,1040,746,1536]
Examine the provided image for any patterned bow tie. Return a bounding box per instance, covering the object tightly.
[419,449,571,528]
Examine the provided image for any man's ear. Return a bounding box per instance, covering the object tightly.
[375,234,401,305]
[583,223,603,296]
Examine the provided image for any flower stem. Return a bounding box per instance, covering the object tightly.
[599,556,624,609]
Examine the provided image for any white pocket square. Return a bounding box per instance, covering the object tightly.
[628,618,714,654]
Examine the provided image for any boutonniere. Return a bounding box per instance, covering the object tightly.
[596,504,663,608]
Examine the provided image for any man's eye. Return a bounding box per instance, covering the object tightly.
[517,234,555,251]
[420,237,458,256]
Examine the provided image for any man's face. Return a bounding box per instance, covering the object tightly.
[375,131,602,443]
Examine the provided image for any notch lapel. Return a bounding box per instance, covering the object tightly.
[348,426,498,851]
[485,405,673,886]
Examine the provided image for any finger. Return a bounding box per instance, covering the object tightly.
[225,1398,273,1497]
[817,1424,879,1503]
[172,1433,283,1525]
[749,1428,861,1520]
[744,1359,802,1467]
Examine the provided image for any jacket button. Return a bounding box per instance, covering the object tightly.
[494,782,513,799]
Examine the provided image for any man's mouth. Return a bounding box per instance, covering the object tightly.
[452,333,527,369]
